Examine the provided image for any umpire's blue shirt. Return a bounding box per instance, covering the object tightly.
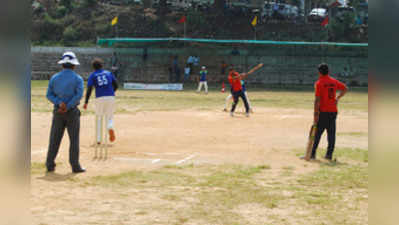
[46,69,84,110]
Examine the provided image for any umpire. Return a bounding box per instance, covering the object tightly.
[45,51,85,173]
[311,63,348,160]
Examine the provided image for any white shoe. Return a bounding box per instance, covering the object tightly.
[230,112,234,117]
[246,113,250,117]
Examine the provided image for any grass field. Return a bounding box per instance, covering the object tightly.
[31,80,368,113]
[31,80,368,225]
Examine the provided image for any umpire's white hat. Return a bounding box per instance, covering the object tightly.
[58,51,80,65]
[201,66,206,69]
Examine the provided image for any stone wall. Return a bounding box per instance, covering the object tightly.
[31,46,368,86]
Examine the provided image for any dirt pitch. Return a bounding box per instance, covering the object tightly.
[31,82,368,225]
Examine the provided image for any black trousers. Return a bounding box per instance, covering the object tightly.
[231,90,250,113]
[46,107,82,170]
[311,112,337,159]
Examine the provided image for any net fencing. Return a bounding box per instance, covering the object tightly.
[97,38,368,87]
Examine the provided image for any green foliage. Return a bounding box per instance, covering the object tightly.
[54,5,68,18]
[95,23,112,36]
[328,11,361,42]
[60,0,73,11]
[63,26,80,44]
[82,0,98,8]
[36,13,64,42]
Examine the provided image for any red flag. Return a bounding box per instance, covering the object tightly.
[178,16,186,24]
[321,16,329,27]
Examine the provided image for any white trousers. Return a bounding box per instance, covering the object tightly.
[95,96,115,142]
[197,81,208,93]
[224,92,251,109]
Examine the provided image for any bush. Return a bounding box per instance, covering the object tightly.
[95,23,112,36]
[63,26,80,44]
[60,0,73,12]
[35,13,64,42]
[328,12,361,42]
[55,6,68,18]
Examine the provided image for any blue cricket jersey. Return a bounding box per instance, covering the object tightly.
[87,69,116,98]
[200,70,207,81]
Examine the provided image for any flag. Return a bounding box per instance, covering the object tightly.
[178,15,186,24]
[111,16,118,26]
[251,16,257,27]
[321,16,329,27]
[328,0,344,8]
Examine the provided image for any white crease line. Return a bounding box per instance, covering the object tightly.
[113,157,153,162]
[151,159,161,164]
[175,154,196,165]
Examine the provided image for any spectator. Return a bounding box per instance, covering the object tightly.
[187,55,194,71]
[168,65,173,83]
[184,64,191,82]
[111,52,121,80]
[175,65,181,83]
[194,55,200,67]
[231,47,240,56]
[221,60,228,76]
[143,47,148,61]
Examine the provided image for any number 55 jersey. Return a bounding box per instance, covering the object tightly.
[87,69,117,97]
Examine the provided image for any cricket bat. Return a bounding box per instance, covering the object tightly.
[246,63,264,76]
[304,125,317,161]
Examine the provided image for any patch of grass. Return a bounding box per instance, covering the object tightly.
[337,132,368,137]
[52,161,367,225]
[31,162,46,174]
[317,148,368,163]
[135,211,147,215]
[89,170,197,188]
[86,164,283,224]
[285,162,368,224]
[297,164,367,190]
[161,194,181,201]
[294,147,368,163]
[163,163,195,170]
[257,164,271,170]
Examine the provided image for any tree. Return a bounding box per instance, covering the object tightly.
[60,0,73,12]
[328,11,360,42]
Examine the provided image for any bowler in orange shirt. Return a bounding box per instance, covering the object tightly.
[312,63,348,160]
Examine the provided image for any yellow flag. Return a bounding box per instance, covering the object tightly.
[251,16,257,27]
[111,16,118,26]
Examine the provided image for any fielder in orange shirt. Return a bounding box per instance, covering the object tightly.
[311,63,348,160]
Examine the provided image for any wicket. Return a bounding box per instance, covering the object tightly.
[95,115,108,159]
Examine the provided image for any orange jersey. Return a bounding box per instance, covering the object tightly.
[228,71,242,91]
[315,75,347,112]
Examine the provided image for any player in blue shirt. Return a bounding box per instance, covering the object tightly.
[196,66,208,94]
[84,58,119,144]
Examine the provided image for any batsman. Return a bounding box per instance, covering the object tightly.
[228,63,263,117]
[310,63,348,160]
